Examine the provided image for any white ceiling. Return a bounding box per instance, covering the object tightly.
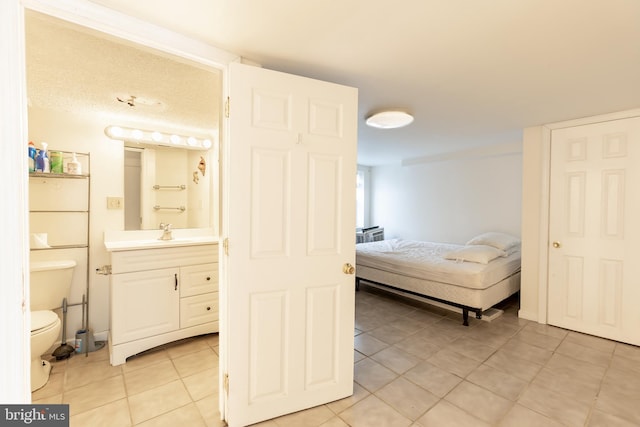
[31,1,640,165]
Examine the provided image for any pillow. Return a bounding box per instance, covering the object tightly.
[503,245,521,256]
[466,232,521,251]
[443,245,505,264]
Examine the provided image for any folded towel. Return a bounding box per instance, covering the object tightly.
[30,233,51,249]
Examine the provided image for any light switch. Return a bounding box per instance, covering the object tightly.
[107,197,123,209]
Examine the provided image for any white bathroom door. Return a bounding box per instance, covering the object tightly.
[222,62,358,427]
[547,117,640,345]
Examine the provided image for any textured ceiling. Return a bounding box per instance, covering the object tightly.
[29,1,640,165]
[25,11,221,138]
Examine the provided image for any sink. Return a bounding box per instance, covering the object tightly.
[104,229,218,252]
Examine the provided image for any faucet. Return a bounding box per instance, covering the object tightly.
[158,223,173,240]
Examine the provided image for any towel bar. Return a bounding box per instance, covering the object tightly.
[153,184,186,190]
[153,205,186,212]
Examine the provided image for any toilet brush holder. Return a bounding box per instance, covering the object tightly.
[52,298,75,360]
[75,329,105,354]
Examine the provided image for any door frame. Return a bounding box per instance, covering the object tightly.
[1,0,31,403]
[536,108,640,324]
[6,0,239,402]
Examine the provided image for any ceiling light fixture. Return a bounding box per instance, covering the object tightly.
[365,111,414,129]
[115,94,163,109]
[104,125,214,150]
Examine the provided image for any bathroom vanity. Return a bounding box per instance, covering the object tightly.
[104,231,218,366]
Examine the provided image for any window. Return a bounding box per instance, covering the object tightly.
[356,166,371,229]
[356,169,365,228]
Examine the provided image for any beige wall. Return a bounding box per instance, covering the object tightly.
[519,126,544,321]
[371,142,523,244]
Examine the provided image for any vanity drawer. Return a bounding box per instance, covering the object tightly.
[110,244,218,274]
[180,263,218,297]
[180,292,218,328]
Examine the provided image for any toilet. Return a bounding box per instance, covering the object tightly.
[30,260,76,392]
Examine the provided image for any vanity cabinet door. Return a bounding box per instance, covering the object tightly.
[111,267,180,345]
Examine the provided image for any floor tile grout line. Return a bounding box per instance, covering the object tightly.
[583,340,620,427]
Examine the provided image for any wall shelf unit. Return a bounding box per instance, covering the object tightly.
[29,150,91,355]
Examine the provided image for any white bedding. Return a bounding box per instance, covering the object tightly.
[356,239,521,290]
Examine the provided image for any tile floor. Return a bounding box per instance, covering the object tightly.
[32,285,640,426]
[32,333,222,426]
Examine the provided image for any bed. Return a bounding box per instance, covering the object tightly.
[355,232,521,326]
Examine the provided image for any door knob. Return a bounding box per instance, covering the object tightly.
[343,263,355,275]
[552,241,561,248]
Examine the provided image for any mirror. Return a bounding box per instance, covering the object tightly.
[25,11,221,230]
[124,145,212,230]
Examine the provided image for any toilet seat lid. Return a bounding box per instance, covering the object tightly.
[31,310,58,332]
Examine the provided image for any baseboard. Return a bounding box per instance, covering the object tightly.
[518,309,538,322]
[93,330,108,342]
[480,307,504,322]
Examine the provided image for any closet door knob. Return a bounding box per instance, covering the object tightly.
[552,241,561,248]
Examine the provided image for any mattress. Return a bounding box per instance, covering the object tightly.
[356,239,521,290]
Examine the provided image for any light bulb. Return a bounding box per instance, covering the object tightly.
[105,126,124,138]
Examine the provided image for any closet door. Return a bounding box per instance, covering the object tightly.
[548,116,640,345]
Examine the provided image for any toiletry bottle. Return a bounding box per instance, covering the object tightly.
[28,141,36,173]
[42,142,50,173]
[35,142,50,173]
[67,152,82,175]
[50,151,63,174]
[35,149,43,172]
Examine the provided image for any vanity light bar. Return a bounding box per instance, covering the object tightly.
[104,125,213,150]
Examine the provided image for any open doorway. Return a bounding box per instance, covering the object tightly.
[23,5,228,416]
[124,148,142,230]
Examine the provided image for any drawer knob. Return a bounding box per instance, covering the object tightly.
[206,306,211,311]
[206,276,211,281]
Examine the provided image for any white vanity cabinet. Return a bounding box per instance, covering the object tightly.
[107,243,218,365]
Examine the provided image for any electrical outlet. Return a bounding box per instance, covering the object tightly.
[107,197,123,209]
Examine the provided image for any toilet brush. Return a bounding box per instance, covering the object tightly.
[52,298,75,360]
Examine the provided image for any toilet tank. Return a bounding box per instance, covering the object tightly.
[30,260,76,311]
